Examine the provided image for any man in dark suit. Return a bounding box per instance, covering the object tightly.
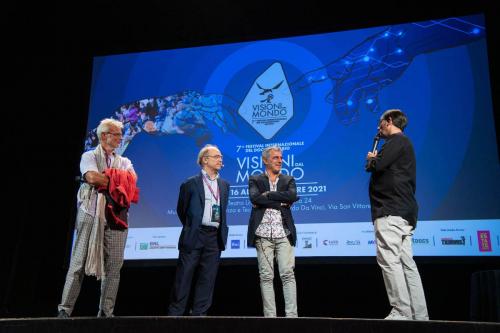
[168,144,230,316]
[247,146,299,317]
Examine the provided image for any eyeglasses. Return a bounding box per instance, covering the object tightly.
[105,132,123,137]
[205,154,223,160]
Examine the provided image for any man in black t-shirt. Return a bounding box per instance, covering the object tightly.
[366,109,428,320]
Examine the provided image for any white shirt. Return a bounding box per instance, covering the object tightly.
[80,150,134,175]
[201,169,220,228]
[78,149,134,215]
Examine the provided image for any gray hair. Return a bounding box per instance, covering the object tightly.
[197,144,220,166]
[262,145,282,161]
[96,118,124,142]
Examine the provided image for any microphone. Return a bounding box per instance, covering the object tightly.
[365,133,380,171]
[371,133,381,153]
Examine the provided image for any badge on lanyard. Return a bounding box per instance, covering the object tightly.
[203,173,221,223]
[211,204,221,223]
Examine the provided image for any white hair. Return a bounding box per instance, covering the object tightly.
[96,118,124,143]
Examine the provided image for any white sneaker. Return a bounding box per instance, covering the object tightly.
[384,309,410,320]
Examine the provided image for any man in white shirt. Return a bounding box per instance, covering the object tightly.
[57,118,136,318]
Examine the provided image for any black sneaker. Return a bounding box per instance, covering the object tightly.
[57,310,69,318]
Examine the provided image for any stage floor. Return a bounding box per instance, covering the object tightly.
[1,316,500,333]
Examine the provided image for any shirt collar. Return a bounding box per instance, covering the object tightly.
[201,169,219,181]
[265,170,280,183]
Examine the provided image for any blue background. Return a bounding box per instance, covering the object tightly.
[87,14,500,229]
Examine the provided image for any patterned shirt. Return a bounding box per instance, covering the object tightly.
[255,173,290,239]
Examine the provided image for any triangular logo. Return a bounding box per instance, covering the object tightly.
[238,62,293,139]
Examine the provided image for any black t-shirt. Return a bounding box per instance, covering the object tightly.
[366,133,418,227]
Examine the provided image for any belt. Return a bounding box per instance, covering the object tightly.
[200,225,218,232]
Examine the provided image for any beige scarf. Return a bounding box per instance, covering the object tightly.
[78,144,121,280]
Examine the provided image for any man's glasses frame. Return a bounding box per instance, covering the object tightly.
[205,154,223,160]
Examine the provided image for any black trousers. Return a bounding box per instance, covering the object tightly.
[168,226,221,316]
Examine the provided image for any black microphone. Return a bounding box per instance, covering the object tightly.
[365,133,380,171]
[371,133,381,153]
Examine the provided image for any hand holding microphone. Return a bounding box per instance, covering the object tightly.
[367,133,380,159]
[371,133,381,153]
[365,133,380,170]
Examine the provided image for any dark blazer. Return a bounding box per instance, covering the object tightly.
[176,173,230,251]
[247,173,299,247]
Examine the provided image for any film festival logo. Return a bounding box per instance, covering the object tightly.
[238,62,293,139]
[477,230,492,252]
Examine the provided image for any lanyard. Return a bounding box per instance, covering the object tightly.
[202,174,220,202]
[106,153,112,168]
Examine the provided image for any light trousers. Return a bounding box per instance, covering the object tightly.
[375,215,428,320]
[58,209,128,316]
[255,237,297,317]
